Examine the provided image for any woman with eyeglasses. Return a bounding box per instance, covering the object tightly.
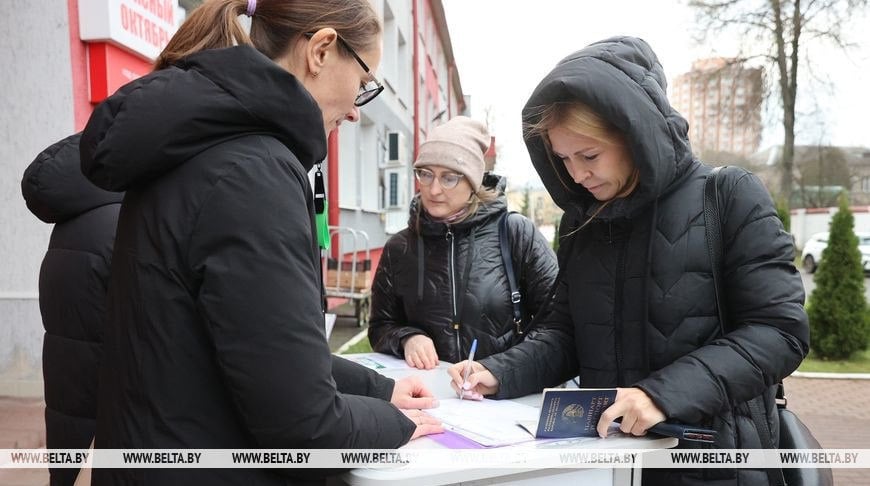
[447,37,808,486]
[368,116,558,369]
[78,1,441,484]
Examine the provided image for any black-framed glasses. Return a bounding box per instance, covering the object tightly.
[304,32,384,106]
[334,36,384,106]
[414,168,465,189]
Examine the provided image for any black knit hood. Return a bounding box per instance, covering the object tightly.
[522,36,695,221]
[80,45,327,191]
[23,133,124,224]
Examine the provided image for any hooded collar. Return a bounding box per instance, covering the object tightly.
[22,133,124,224]
[522,36,695,221]
[81,45,327,191]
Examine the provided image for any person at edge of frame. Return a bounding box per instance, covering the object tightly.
[22,132,122,486]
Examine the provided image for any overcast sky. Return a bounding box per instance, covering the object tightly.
[442,0,870,188]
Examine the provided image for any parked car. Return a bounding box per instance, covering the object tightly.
[801,231,870,273]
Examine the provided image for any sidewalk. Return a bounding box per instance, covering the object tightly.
[1,376,866,485]
[782,375,870,485]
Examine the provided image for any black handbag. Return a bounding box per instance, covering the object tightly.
[704,167,833,486]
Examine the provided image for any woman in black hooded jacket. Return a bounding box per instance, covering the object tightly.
[449,37,809,486]
[368,117,557,368]
[78,1,441,484]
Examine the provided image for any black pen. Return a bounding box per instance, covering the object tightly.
[648,422,717,444]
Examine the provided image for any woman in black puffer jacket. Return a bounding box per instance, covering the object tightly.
[22,133,122,486]
[368,116,558,368]
[448,37,809,486]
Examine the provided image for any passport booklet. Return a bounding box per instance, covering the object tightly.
[518,388,617,439]
[517,387,717,443]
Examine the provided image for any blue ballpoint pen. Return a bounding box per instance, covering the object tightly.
[459,339,478,401]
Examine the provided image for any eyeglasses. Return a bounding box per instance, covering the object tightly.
[414,168,465,189]
[336,35,385,106]
[304,32,385,107]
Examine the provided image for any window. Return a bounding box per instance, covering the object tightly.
[383,167,408,210]
[388,171,399,207]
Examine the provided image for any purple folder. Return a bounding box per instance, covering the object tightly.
[428,429,486,449]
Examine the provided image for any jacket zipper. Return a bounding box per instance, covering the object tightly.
[446,226,460,358]
[613,222,628,386]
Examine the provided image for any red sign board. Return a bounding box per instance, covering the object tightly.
[87,42,152,103]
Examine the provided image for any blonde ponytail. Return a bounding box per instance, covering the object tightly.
[155,0,251,71]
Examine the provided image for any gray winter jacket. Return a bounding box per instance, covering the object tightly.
[479,36,809,486]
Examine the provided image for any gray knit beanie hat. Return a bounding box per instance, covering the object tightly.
[414,116,490,190]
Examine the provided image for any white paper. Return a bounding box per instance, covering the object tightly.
[425,398,540,447]
[324,313,337,339]
[341,352,411,370]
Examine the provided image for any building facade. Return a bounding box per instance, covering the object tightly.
[0,0,468,396]
[750,144,870,206]
[670,58,763,157]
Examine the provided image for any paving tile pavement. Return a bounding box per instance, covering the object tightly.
[0,396,48,485]
[1,377,867,485]
[783,376,870,485]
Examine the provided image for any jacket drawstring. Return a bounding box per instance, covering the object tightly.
[641,199,659,377]
[416,236,425,303]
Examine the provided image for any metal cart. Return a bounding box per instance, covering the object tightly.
[323,226,372,327]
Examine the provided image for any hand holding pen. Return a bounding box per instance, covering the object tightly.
[459,339,478,401]
[447,341,500,399]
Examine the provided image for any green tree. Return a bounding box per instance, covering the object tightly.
[807,194,870,359]
[519,185,531,219]
[775,196,791,232]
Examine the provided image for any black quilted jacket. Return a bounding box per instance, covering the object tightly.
[22,133,123,486]
[368,174,558,363]
[480,37,809,486]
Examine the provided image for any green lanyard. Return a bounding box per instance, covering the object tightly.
[314,164,330,250]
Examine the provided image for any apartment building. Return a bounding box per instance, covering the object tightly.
[670,58,763,157]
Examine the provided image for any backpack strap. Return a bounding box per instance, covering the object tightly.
[704,166,785,486]
[498,211,525,335]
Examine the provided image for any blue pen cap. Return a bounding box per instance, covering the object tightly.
[468,339,478,358]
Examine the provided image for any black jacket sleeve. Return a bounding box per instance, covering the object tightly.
[189,153,414,449]
[368,237,426,357]
[332,355,395,400]
[479,278,579,398]
[636,169,809,423]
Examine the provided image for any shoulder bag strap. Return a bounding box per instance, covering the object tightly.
[704,167,727,335]
[704,166,785,486]
[498,211,525,335]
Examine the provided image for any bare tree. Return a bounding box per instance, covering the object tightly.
[795,145,851,207]
[689,0,867,204]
